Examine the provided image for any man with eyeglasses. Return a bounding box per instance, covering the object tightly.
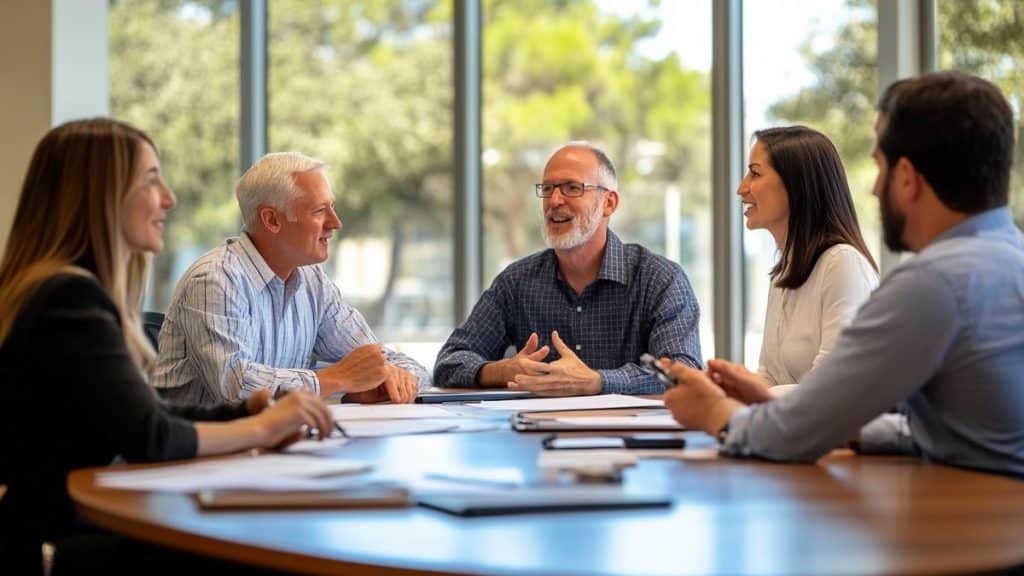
[434,141,702,396]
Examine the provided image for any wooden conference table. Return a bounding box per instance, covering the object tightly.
[69,427,1024,575]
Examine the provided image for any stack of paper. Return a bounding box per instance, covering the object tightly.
[552,414,682,430]
[95,454,372,493]
[329,403,463,437]
[339,420,459,437]
[330,404,457,421]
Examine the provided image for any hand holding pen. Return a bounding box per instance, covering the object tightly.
[253,389,338,447]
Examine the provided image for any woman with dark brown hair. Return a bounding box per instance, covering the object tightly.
[0,118,333,573]
[708,126,878,400]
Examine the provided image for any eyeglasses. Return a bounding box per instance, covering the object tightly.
[534,181,608,198]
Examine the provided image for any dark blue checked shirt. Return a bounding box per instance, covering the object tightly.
[434,231,702,394]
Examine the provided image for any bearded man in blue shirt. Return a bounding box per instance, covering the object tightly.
[435,142,702,396]
[667,71,1024,478]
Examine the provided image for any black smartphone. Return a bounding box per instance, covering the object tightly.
[542,434,685,450]
[639,353,678,388]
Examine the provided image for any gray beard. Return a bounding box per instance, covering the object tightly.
[542,201,603,250]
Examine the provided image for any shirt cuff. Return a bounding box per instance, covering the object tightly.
[596,369,664,395]
[718,405,754,457]
[857,413,918,455]
[446,354,490,388]
[276,368,320,396]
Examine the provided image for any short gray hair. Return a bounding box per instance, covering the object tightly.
[549,141,618,190]
[236,152,326,229]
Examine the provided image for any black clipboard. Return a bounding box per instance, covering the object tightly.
[541,434,685,450]
[511,408,683,432]
[417,390,536,404]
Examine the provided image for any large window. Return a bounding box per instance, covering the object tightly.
[111,0,969,372]
[742,0,879,368]
[938,0,1024,228]
[269,1,454,368]
[481,0,715,358]
[110,0,240,310]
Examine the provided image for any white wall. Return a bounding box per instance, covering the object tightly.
[0,0,107,257]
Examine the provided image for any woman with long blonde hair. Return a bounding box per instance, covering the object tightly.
[0,119,333,573]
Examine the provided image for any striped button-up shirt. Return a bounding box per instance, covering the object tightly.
[434,231,702,394]
[152,233,430,404]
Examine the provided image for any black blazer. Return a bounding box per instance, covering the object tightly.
[0,274,247,571]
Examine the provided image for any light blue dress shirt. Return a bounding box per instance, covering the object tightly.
[152,233,430,403]
[723,207,1024,478]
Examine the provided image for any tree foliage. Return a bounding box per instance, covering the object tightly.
[110,0,711,329]
[768,0,1024,231]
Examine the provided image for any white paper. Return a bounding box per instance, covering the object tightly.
[95,455,371,492]
[283,437,351,454]
[339,419,458,437]
[471,394,664,412]
[330,404,457,421]
[424,468,526,489]
[552,414,682,430]
[538,449,640,469]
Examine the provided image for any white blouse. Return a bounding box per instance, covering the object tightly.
[758,244,878,387]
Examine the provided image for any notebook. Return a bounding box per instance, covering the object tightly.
[417,489,671,517]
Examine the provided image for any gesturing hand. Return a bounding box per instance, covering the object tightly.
[705,359,773,405]
[508,331,602,396]
[317,343,389,396]
[477,332,550,387]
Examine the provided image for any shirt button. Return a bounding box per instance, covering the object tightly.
[576,306,582,312]
[575,344,582,351]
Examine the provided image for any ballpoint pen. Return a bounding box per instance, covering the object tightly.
[268,389,347,440]
[639,353,678,388]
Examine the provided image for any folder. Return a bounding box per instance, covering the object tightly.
[196,481,410,510]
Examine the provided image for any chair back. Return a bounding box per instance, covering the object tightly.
[142,312,165,351]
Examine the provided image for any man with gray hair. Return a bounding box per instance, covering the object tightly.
[434,142,702,395]
[153,152,429,404]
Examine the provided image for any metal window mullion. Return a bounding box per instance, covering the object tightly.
[878,0,932,276]
[240,0,267,173]
[920,0,937,72]
[454,0,482,326]
[711,0,745,362]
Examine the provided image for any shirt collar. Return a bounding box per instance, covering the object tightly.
[932,206,1016,244]
[232,232,279,292]
[598,230,628,285]
[544,229,629,287]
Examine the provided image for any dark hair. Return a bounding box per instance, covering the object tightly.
[876,71,1014,213]
[754,126,878,289]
